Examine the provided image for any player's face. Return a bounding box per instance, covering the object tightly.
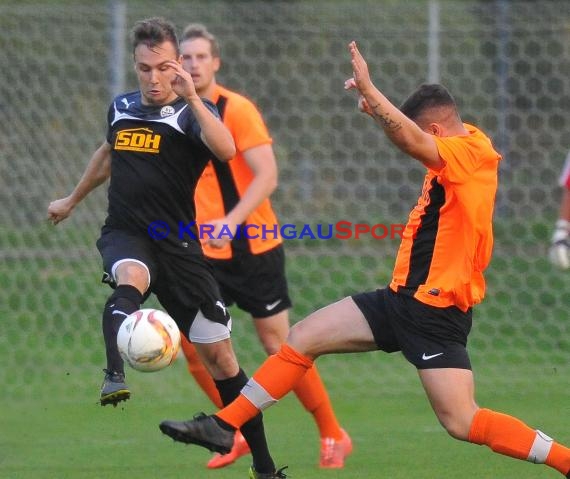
[134,41,179,106]
[179,38,220,97]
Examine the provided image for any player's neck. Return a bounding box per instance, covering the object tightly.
[196,79,218,101]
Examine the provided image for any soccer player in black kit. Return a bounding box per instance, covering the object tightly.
[48,17,284,478]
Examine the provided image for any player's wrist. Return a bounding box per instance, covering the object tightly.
[183,93,202,107]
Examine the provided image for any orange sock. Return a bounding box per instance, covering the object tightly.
[217,343,313,428]
[469,408,570,474]
[293,365,342,439]
[216,392,260,429]
[180,336,223,409]
[546,442,570,474]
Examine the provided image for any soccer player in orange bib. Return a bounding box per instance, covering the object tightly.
[175,24,351,473]
[160,40,570,477]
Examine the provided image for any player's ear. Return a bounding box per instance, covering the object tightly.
[428,123,442,136]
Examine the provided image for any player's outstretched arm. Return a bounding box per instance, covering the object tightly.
[345,41,441,169]
[166,60,235,161]
[48,141,111,225]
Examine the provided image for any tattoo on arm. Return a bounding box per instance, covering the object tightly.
[370,103,403,132]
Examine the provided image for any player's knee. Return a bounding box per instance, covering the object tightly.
[286,322,317,357]
[115,261,150,292]
[438,414,471,441]
[286,323,303,349]
[258,332,284,355]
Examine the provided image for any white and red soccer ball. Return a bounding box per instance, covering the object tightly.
[117,309,181,372]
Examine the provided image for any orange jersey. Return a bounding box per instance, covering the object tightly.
[194,85,282,259]
[390,124,502,312]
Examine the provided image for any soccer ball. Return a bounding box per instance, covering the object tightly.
[117,309,181,372]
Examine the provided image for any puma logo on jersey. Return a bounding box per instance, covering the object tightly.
[115,128,161,153]
[121,97,135,109]
[215,300,228,317]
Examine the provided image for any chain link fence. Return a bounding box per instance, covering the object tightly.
[2,0,569,401]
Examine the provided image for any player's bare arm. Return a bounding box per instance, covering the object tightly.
[206,144,278,249]
[48,141,111,225]
[228,144,278,225]
[345,41,442,170]
[165,60,235,161]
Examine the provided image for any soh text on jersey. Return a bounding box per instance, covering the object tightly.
[115,127,161,154]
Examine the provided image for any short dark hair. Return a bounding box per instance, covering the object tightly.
[180,23,220,58]
[130,17,179,56]
[400,84,457,121]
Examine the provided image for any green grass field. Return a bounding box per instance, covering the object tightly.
[2,224,570,478]
[3,316,570,479]
[2,366,570,479]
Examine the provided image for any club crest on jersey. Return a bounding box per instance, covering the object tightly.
[160,105,175,117]
[115,127,161,153]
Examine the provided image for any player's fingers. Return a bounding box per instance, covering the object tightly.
[354,43,364,61]
[166,61,185,75]
[344,78,356,90]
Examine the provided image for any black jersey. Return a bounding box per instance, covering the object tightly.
[104,91,217,250]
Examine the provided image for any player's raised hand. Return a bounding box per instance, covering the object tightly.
[345,41,374,95]
[165,60,199,101]
[344,42,374,116]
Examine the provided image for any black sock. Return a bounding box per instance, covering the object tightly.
[215,369,275,473]
[102,285,142,374]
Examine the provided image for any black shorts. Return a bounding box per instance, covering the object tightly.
[96,227,230,334]
[352,287,472,370]
[207,245,292,319]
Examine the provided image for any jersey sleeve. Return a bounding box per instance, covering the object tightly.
[105,101,115,144]
[225,96,272,152]
[433,133,490,184]
[183,98,221,140]
[203,98,221,120]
